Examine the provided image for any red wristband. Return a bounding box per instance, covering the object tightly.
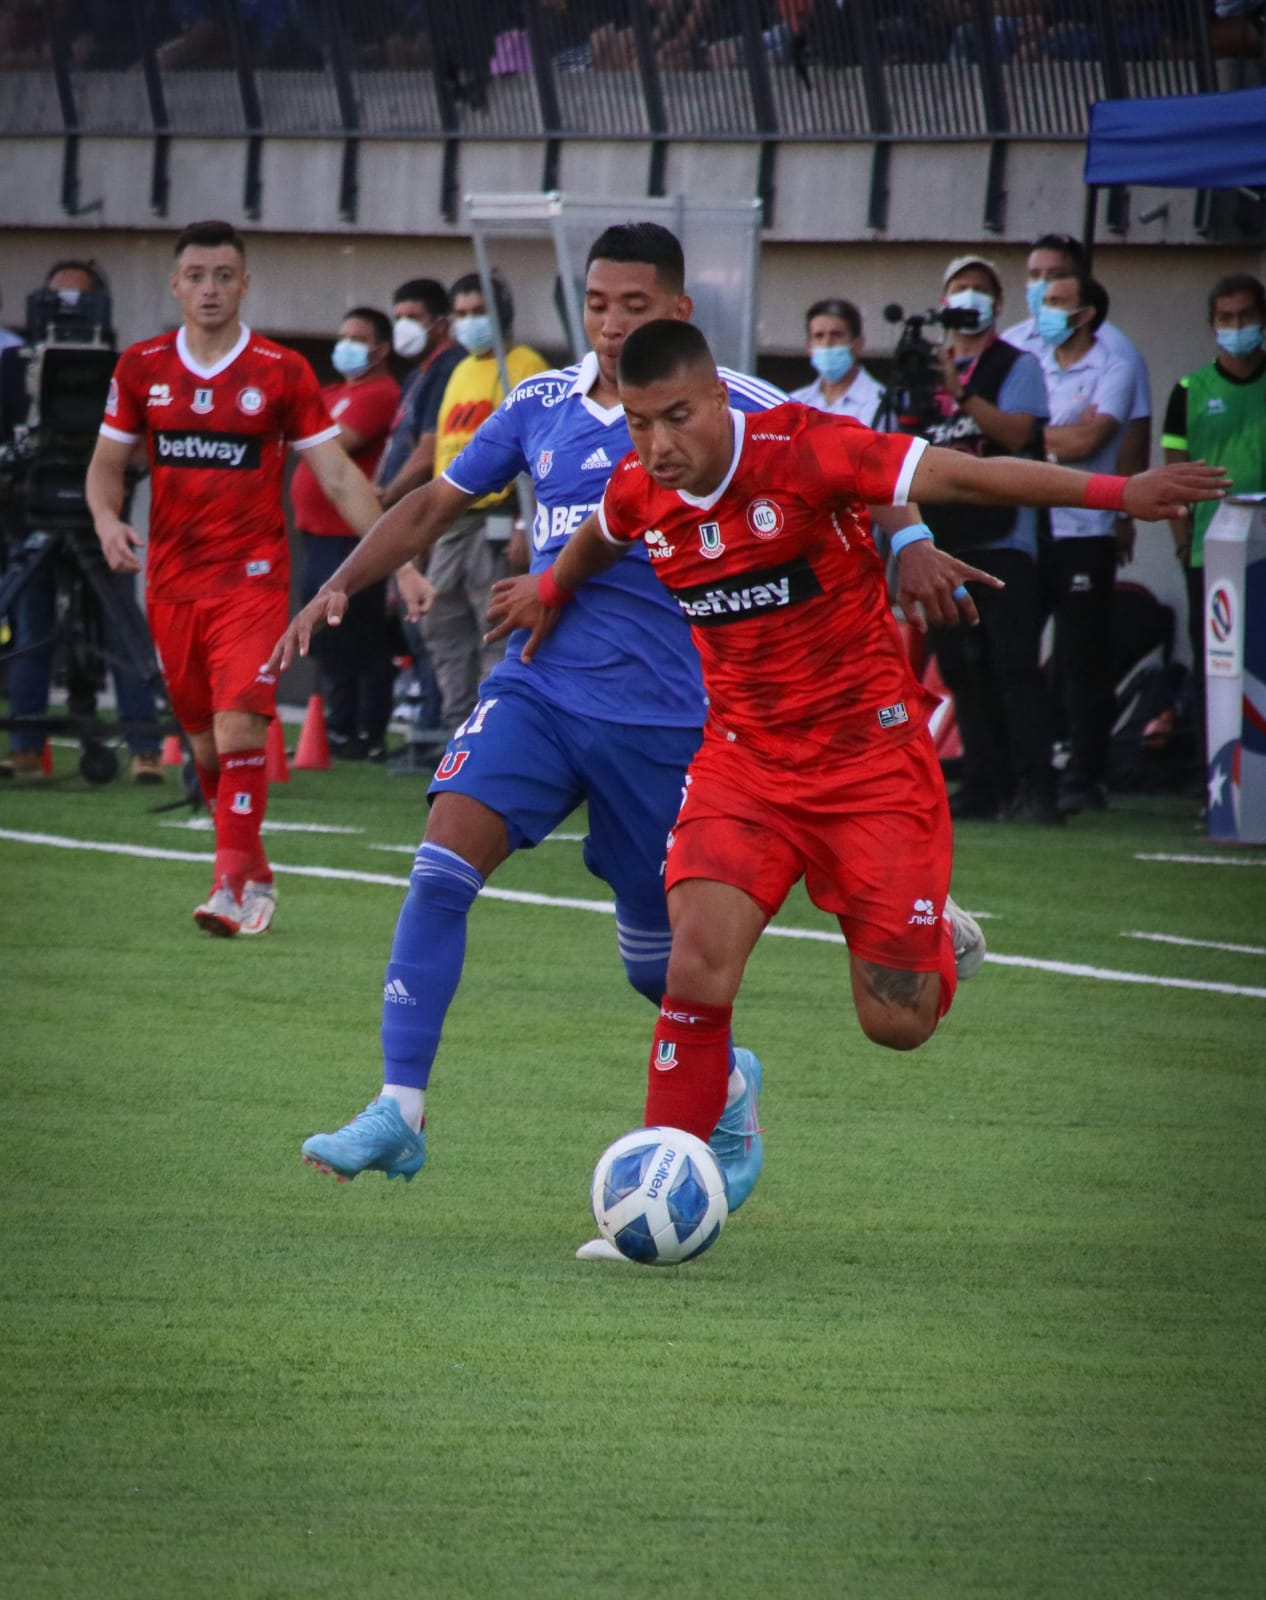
[1084,474,1128,513]
[536,565,575,608]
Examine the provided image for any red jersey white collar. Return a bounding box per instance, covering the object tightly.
[176,322,251,381]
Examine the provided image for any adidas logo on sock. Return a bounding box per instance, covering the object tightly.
[580,446,612,470]
[384,978,416,1005]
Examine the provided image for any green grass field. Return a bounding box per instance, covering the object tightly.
[2,739,1263,1599]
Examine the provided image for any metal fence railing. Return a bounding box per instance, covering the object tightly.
[1,1,1236,220]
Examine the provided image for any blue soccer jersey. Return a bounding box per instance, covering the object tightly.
[443,350,785,727]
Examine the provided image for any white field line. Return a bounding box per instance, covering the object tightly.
[1124,930,1266,957]
[1135,851,1266,868]
[160,818,364,835]
[2,828,1263,1001]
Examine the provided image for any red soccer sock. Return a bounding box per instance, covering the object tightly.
[214,748,268,900]
[644,996,733,1143]
[194,760,219,814]
[935,922,959,1022]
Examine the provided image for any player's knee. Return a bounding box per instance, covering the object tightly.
[858,1007,936,1052]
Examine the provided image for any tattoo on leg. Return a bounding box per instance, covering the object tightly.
[860,961,928,1012]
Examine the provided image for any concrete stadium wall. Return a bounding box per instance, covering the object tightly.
[3,132,1264,659]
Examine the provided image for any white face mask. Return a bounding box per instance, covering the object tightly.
[944,288,995,332]
[392,316,430,360]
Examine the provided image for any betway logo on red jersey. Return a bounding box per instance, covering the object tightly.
[669,554,823,627]
[154,430,262,469]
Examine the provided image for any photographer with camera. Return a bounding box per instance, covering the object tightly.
[86,220,382,938]
[0,260,165,782]
[902,255,1061,825]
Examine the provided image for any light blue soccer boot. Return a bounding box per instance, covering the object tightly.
[708,1048,764,1211]
[301,1098,427,1183]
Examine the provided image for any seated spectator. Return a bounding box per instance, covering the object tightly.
[790,296,889,429]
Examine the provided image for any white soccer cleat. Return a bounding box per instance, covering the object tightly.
[193,886,242,938]
[575,1237,633,1263]
[944,894,986,980]
[239,880,277,936]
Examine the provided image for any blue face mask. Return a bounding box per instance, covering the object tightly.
[1037,305,1078,348]
[331,338,371,376]
[1216,324,1263,359]
[454,314,494,355]
[1026,278,1047,320]
[810,344,855,383]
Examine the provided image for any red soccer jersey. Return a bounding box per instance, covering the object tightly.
[597,402,938,761]
[101,324,338,602]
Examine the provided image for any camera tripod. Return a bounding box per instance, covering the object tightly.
[0,517,176,784]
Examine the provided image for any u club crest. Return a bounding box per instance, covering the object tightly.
[698,521,725,559]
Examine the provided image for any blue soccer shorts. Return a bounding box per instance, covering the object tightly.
[427,684,702,921]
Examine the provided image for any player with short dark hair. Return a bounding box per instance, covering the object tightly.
[486,321,1227,1148]
[85,220,382,936]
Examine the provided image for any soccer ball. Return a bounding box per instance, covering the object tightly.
[590,1127,728,1265]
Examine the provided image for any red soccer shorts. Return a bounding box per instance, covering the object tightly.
[665,727,953,971]
[148,586,287,733]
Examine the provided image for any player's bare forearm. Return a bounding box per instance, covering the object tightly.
[304,438,382,538]
[910,448,1229,522]
[86,437,144,573]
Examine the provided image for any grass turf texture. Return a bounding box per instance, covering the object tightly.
[1,746,1263,1598]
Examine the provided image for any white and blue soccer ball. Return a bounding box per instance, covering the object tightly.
[590,1127,728,1265]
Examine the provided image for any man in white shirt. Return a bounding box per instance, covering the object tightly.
[791,297,889,429]
[1038,267,1135,815]
[1003,231,1150,563]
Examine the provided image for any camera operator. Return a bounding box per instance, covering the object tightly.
[917,255,1061,825]
[0,261,164,782]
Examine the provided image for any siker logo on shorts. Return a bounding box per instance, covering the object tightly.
[671,553,823,627]
[908,897,938,926]
[153,431,261,469]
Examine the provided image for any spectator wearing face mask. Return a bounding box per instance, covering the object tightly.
[1038,267,1135,816]
[289,306,402,761]
[421,269,548,740]
[1004,232,1151,567]
[920,254,1060,825]
[791,297,890,429]
[1162,272,1266,776]
[377,278,464,510]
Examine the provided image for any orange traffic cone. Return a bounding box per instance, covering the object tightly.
[265,716,290,784]
[39,739,53,775]
[293,694,330,771]
[161,734,184,766]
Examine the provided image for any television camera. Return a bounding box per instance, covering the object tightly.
[0,285,169,784]
[875,301,982,435]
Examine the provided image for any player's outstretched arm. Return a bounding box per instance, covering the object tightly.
[485,515,626,662]
[266,476,473,672]
[86,435,145,574]
[909,447,1230,521]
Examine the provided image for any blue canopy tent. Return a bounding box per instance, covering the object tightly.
[1081,86,1266,258]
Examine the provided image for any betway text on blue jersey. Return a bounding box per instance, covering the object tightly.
[443,351,785,728]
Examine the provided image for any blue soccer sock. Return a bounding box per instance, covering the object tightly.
[615,911,672,1007]
[381,841,483,1091]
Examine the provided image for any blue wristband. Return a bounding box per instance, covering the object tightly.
[952,584,969,601]
[889,523,934,557]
